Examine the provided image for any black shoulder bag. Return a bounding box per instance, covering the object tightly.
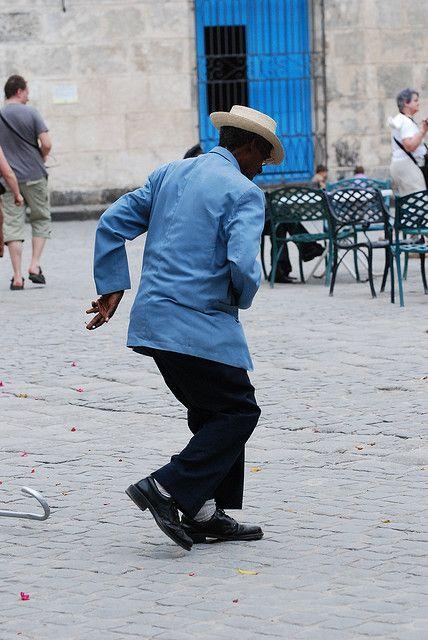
[394,136,428,189]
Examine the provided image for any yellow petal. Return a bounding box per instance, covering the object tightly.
[250,466,262,473]
[237,568,258,575]
[382,519,391,524]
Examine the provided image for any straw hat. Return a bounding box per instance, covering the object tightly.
[210,105,284,165]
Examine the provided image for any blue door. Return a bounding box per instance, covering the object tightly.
[195,0,314,184]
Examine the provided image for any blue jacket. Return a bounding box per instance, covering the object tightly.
[93,146,265,370]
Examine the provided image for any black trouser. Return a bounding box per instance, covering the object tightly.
[134,347,261,518]
[270,221,322,275]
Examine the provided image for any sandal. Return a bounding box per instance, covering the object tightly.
[28,268,46,285]
[10,277,24,290]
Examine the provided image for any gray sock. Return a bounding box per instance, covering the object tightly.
[193,499,216,522]
[153,478,171,498]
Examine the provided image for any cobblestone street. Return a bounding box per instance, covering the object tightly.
[0,219,427,639]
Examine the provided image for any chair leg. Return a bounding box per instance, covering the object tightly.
[269,243,284,289]
[329,246,338,296]
[395,251,405,307]
[403,233,409,280]
[353,232,360,282]
[390,250,395,304]
[260,235,268,281]
[420,253,428,294]
[367,247,377,298]
[325,241,332,286]
[270,254,277,288]
[380,247,389,293]
[298,249,305,283]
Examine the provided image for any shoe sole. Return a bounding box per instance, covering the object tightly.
[125,484,192,552]
[188,531,264,544]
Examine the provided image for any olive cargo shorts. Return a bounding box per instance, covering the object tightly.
[2,178,51,243]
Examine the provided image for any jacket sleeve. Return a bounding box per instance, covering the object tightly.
[223,186,265,309]
[93,177,154,295]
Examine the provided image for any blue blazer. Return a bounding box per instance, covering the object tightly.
[93,146,265,370]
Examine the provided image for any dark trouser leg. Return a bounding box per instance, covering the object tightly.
[187,408,245,510]
[271,222,292,275]
[148,350,261,518]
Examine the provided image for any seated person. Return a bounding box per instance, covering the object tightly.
[312,164,328,189]
[353,165,367,179]
[269,165,327,283]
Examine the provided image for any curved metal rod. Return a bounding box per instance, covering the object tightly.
[0,487,50,521]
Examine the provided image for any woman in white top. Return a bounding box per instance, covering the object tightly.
[388,88,428,196]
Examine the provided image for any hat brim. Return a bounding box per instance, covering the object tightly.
[210,111,284,165]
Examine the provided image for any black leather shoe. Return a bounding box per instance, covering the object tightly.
[182,508,263,543]
[125,477,193,551]
[268,269,297,284]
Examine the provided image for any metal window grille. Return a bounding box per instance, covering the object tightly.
[194,0,327,185]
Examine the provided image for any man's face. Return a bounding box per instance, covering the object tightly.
[239,139,272,181]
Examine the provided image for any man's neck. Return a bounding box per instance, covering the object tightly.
[5,97,23,105]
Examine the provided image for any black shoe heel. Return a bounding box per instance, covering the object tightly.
[125,485,148,511]
[189,532,208,543]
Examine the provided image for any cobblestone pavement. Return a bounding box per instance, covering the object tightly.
[0,220,427,640]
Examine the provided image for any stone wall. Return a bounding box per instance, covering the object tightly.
[1,0,427,198]
[0,0,198,204]
[324,0,428,180]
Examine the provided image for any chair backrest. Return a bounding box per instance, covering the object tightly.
[395,190,428,234]
[266,186,330,225]
[327,188,389,229]
[327,177,391,191]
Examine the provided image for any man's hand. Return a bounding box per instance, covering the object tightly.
[85,291,124,330]
[14,193,24,206]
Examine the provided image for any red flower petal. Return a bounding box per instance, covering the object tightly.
[20,452,28,457]
[70,427,77,432]
[20,592,30,601]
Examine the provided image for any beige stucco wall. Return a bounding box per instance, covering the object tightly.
[0,0,198,203]
[324,0,428,180]
[1,0,427,196]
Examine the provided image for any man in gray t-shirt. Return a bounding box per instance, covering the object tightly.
[0,75,52,290]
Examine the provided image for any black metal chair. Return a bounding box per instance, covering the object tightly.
[265,186,333,287]
[391,190,428,306]
[326,188,393,298]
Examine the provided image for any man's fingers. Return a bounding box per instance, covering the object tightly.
[86,312,107,330]
[86,307,98,315]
